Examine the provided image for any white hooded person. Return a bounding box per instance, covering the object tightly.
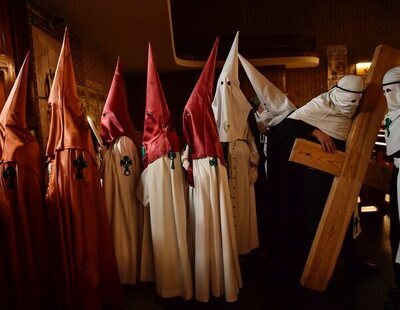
[382,65,400,288]
[238,53,297,255]
[100,58,140,285]
[181,38,242,302]
[212,31,260,255]
[136,43,193,300]
[273,75,364,277]
[238,53,296,133]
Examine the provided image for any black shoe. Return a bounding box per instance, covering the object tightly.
[344,259,380,281]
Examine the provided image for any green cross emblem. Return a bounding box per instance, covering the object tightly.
[168,150,176,170]
[141,146,146,158]
[209,157,218,167]
[385,117,392,137]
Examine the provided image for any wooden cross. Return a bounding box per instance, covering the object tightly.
[289,44,400,291]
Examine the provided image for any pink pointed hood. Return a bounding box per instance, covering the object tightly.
[100,58,136,145]
[182,38,225,165]
[142,43,180,168]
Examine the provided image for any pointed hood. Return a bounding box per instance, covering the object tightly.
[0,53,37,162]
[221,32,239,83]
[212,31,252,142]
[100,58,136,145]
[142,43,180,168]
[238,53,296,126]
[182,38,225,165]
[46,28,95,159]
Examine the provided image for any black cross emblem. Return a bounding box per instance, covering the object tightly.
[73,156,88,180]
[120,156,133,176]
[2,165,16,189]
[385,117,392,137]
[168,150,176,170]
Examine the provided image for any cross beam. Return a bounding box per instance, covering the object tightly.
[288,44,400,291]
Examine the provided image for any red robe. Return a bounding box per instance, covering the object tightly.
[45,29,123,309]
[0,54,49,309]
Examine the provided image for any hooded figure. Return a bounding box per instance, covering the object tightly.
[272,74,364,277]
[238,53,296,130]
[100,58,140,285]
[383,66,400,286]
[238,53,296,175]
[288,75,363,141]
[181,39,242,302]
[238,53,297,253]
[212,32,260,255]
[45,29,123,309]
[0,54,49,310]
[136,43,193,300]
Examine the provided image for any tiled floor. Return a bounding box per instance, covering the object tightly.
[123,207,394,309]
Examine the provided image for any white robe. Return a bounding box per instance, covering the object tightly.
[185,154,242,302]
[136,153,193,299]
[102,136,140,284]
[227,124,259,255]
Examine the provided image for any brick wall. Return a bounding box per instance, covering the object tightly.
[27,0,114,147]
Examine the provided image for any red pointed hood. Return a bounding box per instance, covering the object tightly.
[182,38,225,165]
[100,58,136,145]
[46,28,95,159]
[0,53,37,162]
[142,43,180,168]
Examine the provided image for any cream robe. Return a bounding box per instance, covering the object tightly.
[102,136,140,285]
[227,124,259,255]
[136,153,193,299]
[185,155,242,302]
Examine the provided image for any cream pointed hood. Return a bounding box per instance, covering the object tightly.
[212,32,252,142]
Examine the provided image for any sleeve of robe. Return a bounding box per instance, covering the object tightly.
[276,118,346,160]
[137,169,150,208]
[247,110,260,165]
[248,128,259,166]
[246,123,259,184]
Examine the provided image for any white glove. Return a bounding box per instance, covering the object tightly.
[181,145,190,171]
[259,109,272,122]
[256,110,272,133]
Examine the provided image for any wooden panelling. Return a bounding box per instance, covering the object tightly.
[170,0,400,106]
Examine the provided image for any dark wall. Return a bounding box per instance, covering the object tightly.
[127,0,400,140]
[171,0,400,105]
